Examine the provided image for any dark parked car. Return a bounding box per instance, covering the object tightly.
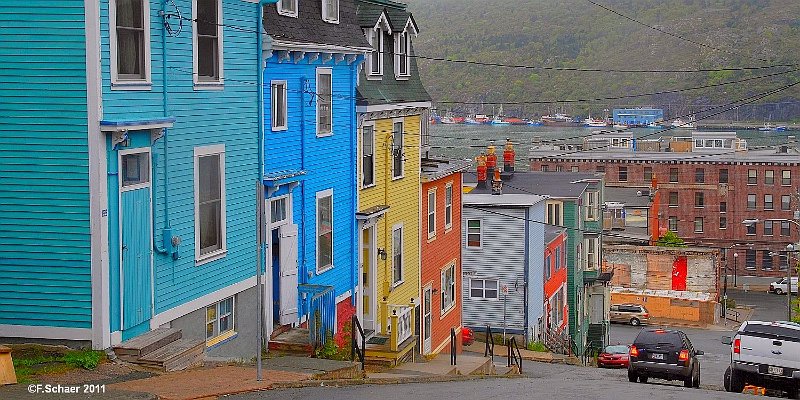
[628,328,703,388]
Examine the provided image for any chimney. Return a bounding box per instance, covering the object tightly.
[790,135,796,150]
[486,142,498,186]
[476,153,488,189]
[491,169,503,195]
[503,138,515,173]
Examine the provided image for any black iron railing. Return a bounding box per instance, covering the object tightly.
[507,337,522,373]
[450,327,457,366]
[484,325,495,361]
[350,315,366,370]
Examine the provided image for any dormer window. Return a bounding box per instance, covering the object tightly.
[322,0,339,23]
[394,31,410,78]
[277,0,298,17]
[367,28,383,77]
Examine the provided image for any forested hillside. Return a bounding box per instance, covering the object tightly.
[404,0,800,120]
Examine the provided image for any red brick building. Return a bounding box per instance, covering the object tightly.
[530,132,800,277]
[420,158,469,356]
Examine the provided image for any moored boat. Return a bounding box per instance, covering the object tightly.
[541,113,578,127]
[584,116,608,127]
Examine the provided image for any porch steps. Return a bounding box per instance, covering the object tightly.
[112,328,204,372]
[268,328,313,356]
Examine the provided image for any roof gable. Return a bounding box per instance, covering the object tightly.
[264,0,371,50]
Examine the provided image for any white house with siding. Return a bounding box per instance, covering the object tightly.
[461,191,547,344]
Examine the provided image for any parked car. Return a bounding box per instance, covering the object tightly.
[628,328,703,388]
[462,327,475,346]
[769,277,799,295]
[598,344,630,368]
[722,321,800,399]
[610,304,650,326]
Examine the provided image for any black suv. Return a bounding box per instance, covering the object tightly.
[628,328,703,388]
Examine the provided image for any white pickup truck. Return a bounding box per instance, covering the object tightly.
[723,321,800,399]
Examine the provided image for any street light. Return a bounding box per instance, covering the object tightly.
[742,218,797,321]
[733,252,739,288]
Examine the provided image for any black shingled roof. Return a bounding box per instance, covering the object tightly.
[263,0,371,50]
[465,172,601,199]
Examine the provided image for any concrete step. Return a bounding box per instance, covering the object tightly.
[113,328,182,362]
[268,328,313,356]
[493,365,520,375]
[137,338,205,372]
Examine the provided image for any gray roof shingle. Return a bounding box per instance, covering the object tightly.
[264,0,371,50]
[465,171,601,199]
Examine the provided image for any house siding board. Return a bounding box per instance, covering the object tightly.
[358,115,421,324]
[101,0,263,316]
[0,1,92,329]
[264,56,360,297]
[461,206,527,331]
[421,173,463,354]
[527,202,546,337]
[562,200,584,345]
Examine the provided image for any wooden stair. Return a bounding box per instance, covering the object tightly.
[268,328,313,355]
[113,328,204,371]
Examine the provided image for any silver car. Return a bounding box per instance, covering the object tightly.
[610,304,650,326]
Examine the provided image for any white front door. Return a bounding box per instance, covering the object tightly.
[423,286,432,354]
[279,224,299,325]
[361,226,377,331]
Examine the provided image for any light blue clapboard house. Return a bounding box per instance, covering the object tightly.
[260,0,370,345]
[1,0,278,362]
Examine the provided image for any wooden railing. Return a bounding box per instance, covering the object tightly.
[388,304,413,351]
[299,284,335,348]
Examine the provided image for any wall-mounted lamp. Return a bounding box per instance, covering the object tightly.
[377,248,387,261]
[432,288,439,294]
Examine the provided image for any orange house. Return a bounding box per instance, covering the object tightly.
[420,158,469,357]
[544,226,568,334]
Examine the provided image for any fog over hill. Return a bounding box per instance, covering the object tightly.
[404,0,800,120]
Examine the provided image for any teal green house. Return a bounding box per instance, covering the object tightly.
[1,0,278,358]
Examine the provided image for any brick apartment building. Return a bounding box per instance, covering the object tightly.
[530,131,800,277]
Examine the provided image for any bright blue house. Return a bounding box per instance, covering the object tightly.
[261,0,370,342]
[1,0,277,360]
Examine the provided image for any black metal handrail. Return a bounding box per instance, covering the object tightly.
[507,337,522,373]
[484,325,494,361]
[450,327,457,366]
[350,315,365,370]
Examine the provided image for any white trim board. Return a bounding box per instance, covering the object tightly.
[150,277,257,328]
[335,290,352,304]
[0,325,92,341]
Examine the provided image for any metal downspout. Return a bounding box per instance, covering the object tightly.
[350,62,358,305]
[153,0,170,255]
[524,207,529,344]
[300,76,307,286]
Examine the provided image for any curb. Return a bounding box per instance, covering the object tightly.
[268,373,525,390]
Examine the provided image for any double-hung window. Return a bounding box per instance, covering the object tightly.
[782,170,792,186]
[668,216,678,232]
[782,221,791,236]
[441,263,456,313]
[271,81,287,130]
[765,194,774,210]
[695,192,704,208]
[765,170,775,185]
[695,168,705,183]
[719,169,729,184]
[112,0,150,83]
[783,195,792,211]
[747,194,757,210]
[764,220,774,236]
[618,166,628,182]
[277,0,298,17]
[195,145,226,263]
[466,219,481,248]
[392,225,403,285]
[586,238,598,270]
[545,255,552,281]
[444,184,453,229]
[547,202,562,226]
[392,121,404,178]
[395,32,410,78]
[586,192,598,220]
[206,296,234,342]
[470,279,498,299]
[367,28,383,76]
[316,190,333,273]
[316,69,332,135]
[643,167,653,182]
[194,0,223,85]
[322,0,339,23]
[669,168,678,183]
[694,217,704,233]
[748,169,757,185]
[427,190,436,239]
[362,126,375,187]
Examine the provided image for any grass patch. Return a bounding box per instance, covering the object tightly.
[12,346,105,384]
[526,341,548,353]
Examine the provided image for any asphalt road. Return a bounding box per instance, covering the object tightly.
[728,287,792,322]
[228,362,754,400]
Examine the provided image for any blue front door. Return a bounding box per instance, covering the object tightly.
[120,150,153,340]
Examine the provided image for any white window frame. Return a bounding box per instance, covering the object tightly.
[109,0,152,89]
[546,201,562,226]
[440,262,456,314]
[192,0,224,89]
[321,0,339,24]
[361,123,376,188]
[585,237,599,270]
[586,191,598,221]
[469,278,498,300]
[466,219,482,249]
[277,0,298,17]
[269,194,291,226]
[366,28,384,78]
[271,80,288,131]
[427,189,436,239]
[206,296,235,345]
[392,223,404,287]
[316,68,333,136]
[444,183,453,230]
[391,118,404,179]
[316,189,334,274]
[194,144,227,265]
[393,31,411,79]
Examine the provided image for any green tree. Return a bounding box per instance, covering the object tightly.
[655,231,687,247]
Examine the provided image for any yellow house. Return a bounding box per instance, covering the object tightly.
[354,0,431,364]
